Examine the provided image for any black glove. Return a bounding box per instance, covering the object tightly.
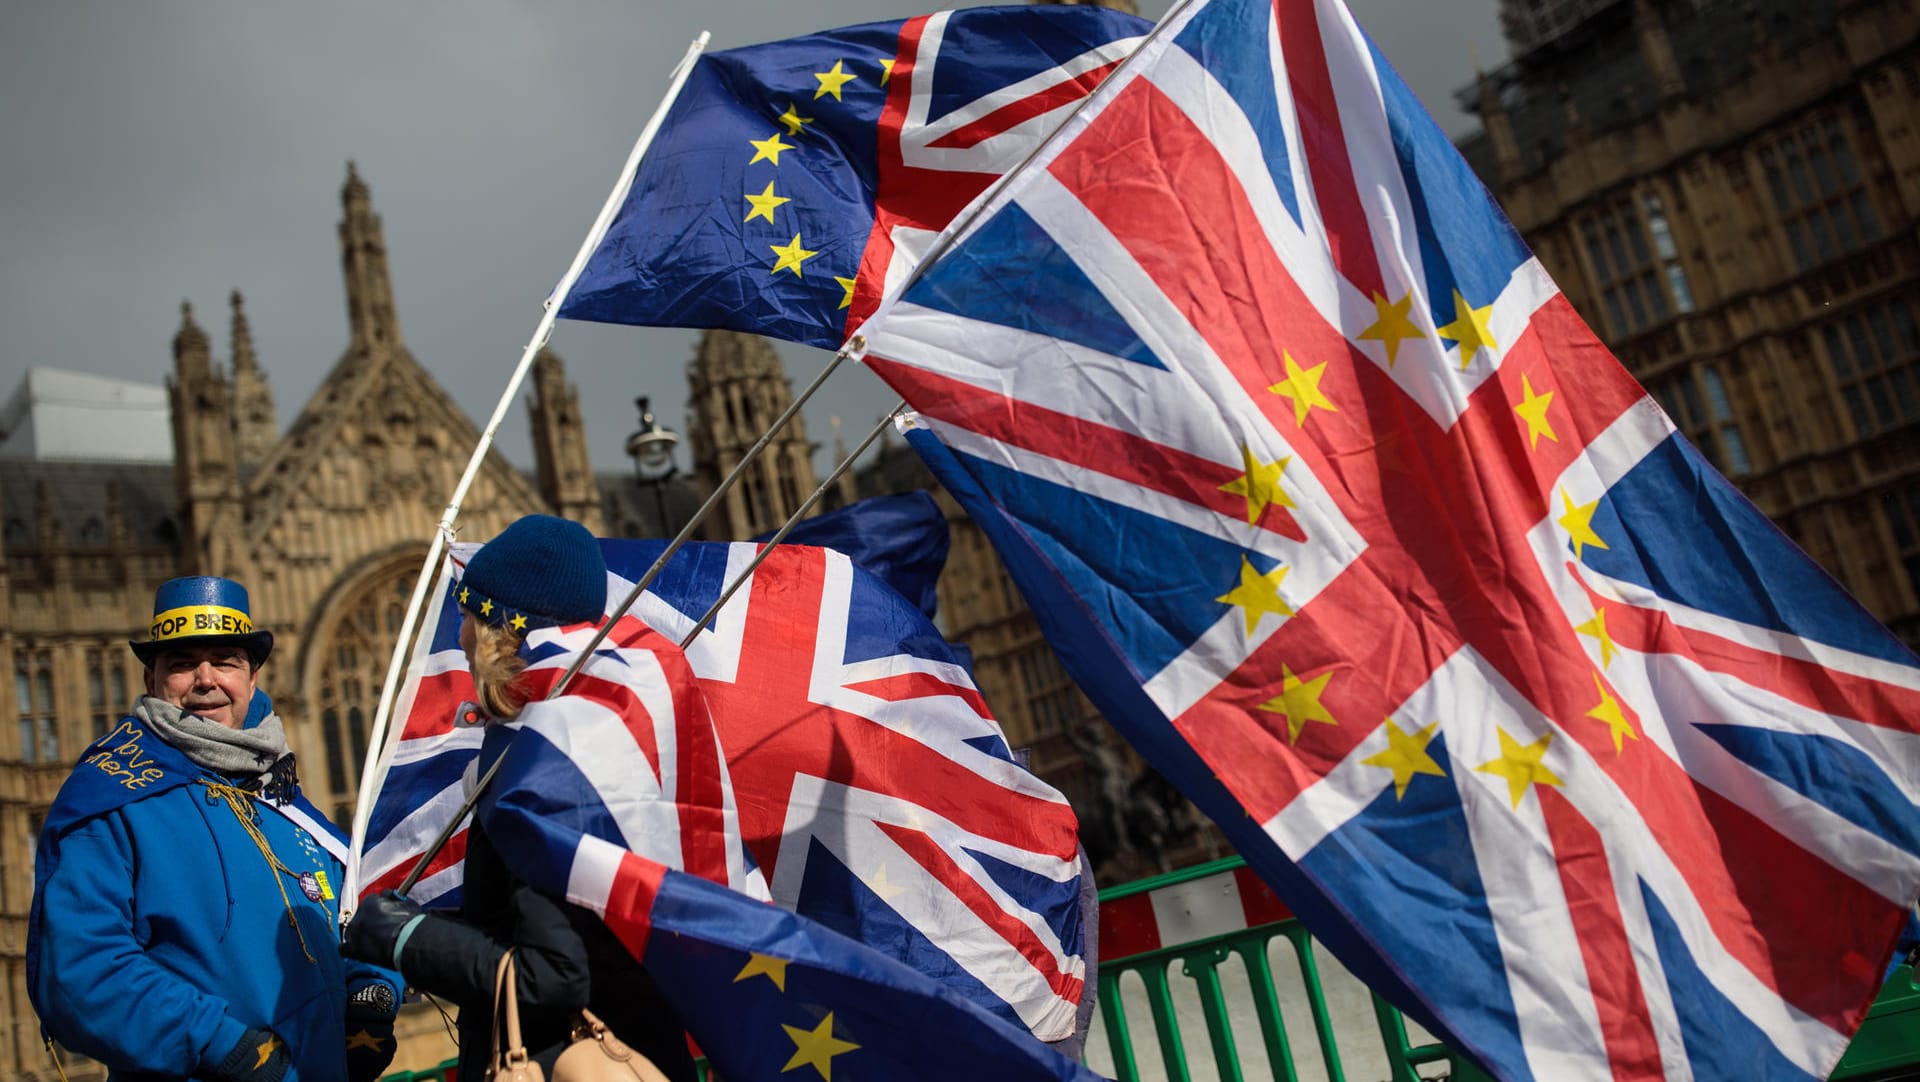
[344,981,400,1082]
[206,1025,291,1082]
[343,890,425,970]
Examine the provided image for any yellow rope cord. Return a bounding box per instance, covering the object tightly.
[45,1037,72,1082]
[202,780,318,965]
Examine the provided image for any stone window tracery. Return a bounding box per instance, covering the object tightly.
[1578,188,1694,339]
[313,561,416,826]
[1760,116,1882,272]
[1823,298,1920,439]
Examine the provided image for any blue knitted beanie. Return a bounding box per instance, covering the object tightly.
[459,515,607,631]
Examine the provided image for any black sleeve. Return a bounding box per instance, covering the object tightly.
[395,884,591,1012]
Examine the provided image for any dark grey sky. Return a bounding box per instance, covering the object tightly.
[1,0,1504,485]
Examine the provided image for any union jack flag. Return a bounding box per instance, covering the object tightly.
[354,535,1087,1041]
[854,0,1920,1078]
[352,555,764,908]
[557,4,1151,349]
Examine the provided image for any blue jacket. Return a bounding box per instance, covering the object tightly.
[27,701,401,1080]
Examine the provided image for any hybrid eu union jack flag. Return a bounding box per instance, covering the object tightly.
[855,0,1920,1079]
[357,535,1088,1042]
[557,4,1150,348]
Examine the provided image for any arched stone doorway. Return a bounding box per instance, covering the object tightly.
[306,552,424,826]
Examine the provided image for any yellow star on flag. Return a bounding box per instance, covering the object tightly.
[1219,444,1293,524]
[1437,289,1498,369]
[770,234,819,277]
[1514,373,1558,450]
[776,104,814,137]
[1357,291,1423,365]
[1557,488,1610,559]
[1360,719,1446,799]
[1475,727,1563,808]
[733,952,789,992]
[835,275,857,310]
[1215,556,1292,634]
[748,133,794,165]
[458,586,469,604]
[781,1013,860,1079]
[253,1034,283,1069]
[509,614,528,631]
[479,599,493,616]
[744,181,790,224]
[1575,606,1618,668]
[1257,664,1337,744]
[1585,672,1637,754]
[813,59,857,100]
[347,1029,385,1051]
[880,58,896,84]
[866,863,906,901]
[1268,352,1338,427]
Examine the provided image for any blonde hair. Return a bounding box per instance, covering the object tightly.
[470,621,530,721]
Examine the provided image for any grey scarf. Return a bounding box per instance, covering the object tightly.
[135,696,291,781]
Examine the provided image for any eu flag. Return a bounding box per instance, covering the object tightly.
[557,5,1150,349]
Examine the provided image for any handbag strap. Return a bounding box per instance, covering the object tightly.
[491,948,532,1074]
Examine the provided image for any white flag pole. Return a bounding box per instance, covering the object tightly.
[343,32,712,909]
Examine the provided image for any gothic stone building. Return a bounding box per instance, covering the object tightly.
[0,166,623,1078]
[1460,0,1920,647]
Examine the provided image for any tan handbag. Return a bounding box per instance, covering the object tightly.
[488,949,672,1082]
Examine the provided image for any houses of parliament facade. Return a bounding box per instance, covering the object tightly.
[3,0,1917,1075]
[0,160,1171,1077]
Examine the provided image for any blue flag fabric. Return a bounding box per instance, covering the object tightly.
[754,489,949,620]
[857,0,1920,1078]
[557,5,1151,349]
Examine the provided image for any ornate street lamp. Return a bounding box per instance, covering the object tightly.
[625,396,680,535]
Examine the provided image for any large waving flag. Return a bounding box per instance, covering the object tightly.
[556,4,1151,348]
[481,780,1103,1082]
[359,508,1087,1040]
[854,0,1920,1078]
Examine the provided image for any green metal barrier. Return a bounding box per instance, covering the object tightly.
[1093,856,1916,1082]
[1093,858,1489,1082]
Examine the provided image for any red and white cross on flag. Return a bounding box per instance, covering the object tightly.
[357,536,1091,1043]
[857,0,1920,1078]
[618,541,1090,1041]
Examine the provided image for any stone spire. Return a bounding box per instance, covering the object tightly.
[34,479,59,548]
[105,478,131,550]
[1556,81,1587,143]
[228,290,278,471]
[339,161,404,354]
[686,330,819,539]
[168,299,241,574]
[830,416,860,507]
[1633,0,1685,101]
[1477,68,1523,183]
[527,348,604,531]
[172,301,213,382]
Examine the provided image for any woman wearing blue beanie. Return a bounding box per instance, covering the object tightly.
[345,515,694,1082]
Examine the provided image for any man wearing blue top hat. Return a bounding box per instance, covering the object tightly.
[27,576,403,1082]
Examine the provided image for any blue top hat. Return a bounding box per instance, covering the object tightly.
[129,576,275,667]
